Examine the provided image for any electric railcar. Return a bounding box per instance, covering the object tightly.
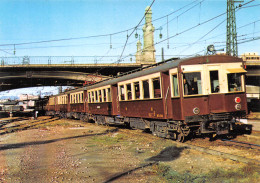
[46,55,250,142]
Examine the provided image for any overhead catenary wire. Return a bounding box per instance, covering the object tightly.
[0,0,212,63]
[118,0,155,63]
[0,0,201,61]
[177,18,226,55]
[1,0,258,62]
[118,0,259,61]
[0,0,198,48]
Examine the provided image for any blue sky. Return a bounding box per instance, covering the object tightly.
[0,0,259,97]
[0,0,259,62]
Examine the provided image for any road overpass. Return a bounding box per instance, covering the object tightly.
[0,56,259,92]
[0,58,143,91]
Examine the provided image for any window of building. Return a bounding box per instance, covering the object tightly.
[210,71,220,93]
[228,73,242,92]
[183,72,202,95]
[126,83,132,100]
[171,75,179,97]
[134,82,140,99]
[153,77,161,98]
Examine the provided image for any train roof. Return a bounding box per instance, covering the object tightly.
[84,55,242,90]
[56,55,242,95]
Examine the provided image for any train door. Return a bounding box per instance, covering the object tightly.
[169,68,182,119]
[180,64,210,117]
[207,65,224,113]
[111,84,120,116]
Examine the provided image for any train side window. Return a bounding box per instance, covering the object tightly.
[210,71,220,93]
[172,75,179,97]
[183,72,202,95]
[91,91,94,103]
[88,92,91,103]
[107,88,111,102]
[143,80,150,99]
[103,89,106,102]
[126,84,132,100]
[134,82,140,99]
[98,90,102,102]
[228,73,242,92]
[153,77,161,98]
[95,91,98,102]
[119,85,125,100]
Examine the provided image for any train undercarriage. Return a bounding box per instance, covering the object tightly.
[45,110,252,143]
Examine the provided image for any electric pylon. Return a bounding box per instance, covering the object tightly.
[226,0,243,57]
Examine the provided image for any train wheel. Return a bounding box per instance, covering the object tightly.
[177,132,185,143]
[171,132,177,140]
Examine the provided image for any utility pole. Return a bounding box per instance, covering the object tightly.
[226,0,243,57]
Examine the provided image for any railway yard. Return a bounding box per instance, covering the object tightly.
[0,116,259,183]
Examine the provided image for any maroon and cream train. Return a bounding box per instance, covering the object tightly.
[46,55,249,142]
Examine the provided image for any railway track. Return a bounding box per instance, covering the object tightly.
[117,127,260,165]
[219,139,260,150]
[0,116,57,135]
[1,117,259,166]
[184,142,260,165]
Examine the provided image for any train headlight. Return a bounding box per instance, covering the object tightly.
[193,107,200,114]
[235,104,241,110]
[235,97,241,103]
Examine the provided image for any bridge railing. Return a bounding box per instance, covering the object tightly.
[0,56,139,66]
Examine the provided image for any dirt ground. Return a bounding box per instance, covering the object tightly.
[0,116,259,183]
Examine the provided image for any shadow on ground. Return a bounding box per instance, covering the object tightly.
[103,146,187,183]
[0,128,118,151]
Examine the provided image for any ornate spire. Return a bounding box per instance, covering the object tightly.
[135,6,156,65]
[135,39,142,63]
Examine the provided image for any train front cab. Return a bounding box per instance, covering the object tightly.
[175,60,248,138]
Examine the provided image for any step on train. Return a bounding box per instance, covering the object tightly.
[45,55,252,142]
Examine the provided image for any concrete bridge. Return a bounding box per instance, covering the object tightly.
[0,55,259,92]
[0,56,144,91]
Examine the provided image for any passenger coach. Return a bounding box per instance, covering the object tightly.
[46,55,249,142]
